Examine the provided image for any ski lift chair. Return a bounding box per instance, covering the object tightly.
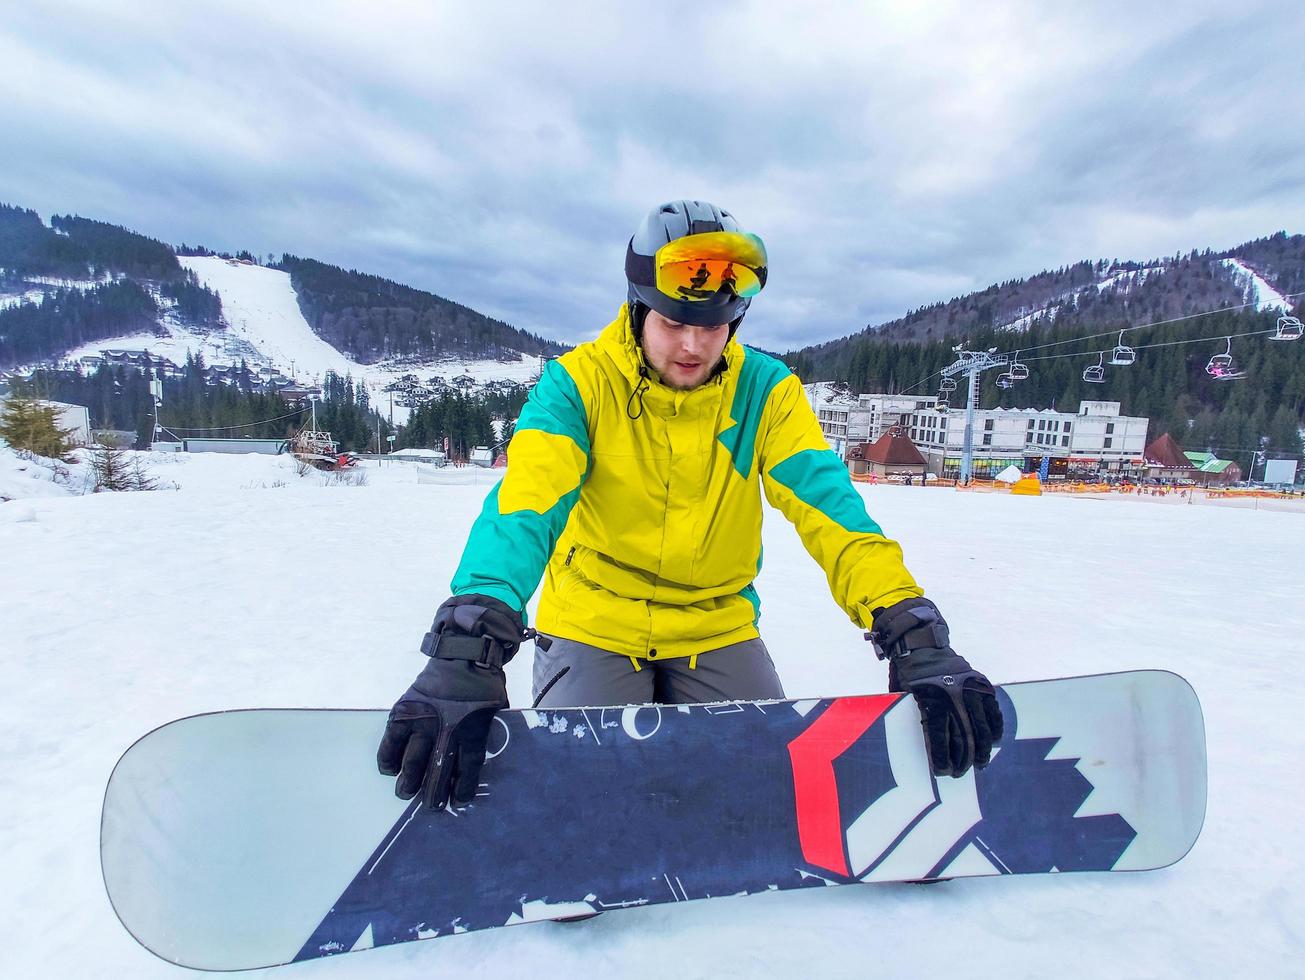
[1083,353,1106,384]
[1205,338,1244,380]
[996,372,1015,389]
[935,399,950,413]
[1271,315,1303,341]
[1008,353,1030,381]
[1109,331,1136,366]
[940,377,958,393]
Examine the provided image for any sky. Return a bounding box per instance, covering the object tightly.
[3,0,1304,352]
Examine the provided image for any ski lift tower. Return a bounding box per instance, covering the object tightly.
[939,347,1010,484]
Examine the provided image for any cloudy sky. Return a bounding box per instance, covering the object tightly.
[3,1,1304,351]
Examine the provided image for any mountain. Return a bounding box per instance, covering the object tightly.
[783,234,1305,462]
[784,235,1303,395]
[0,204,568,391]
[809,233,1302,348]
[273,255,566,366]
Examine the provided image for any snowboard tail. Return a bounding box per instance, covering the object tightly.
[101,670,1206,971]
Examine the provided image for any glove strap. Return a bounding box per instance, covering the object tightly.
[867,600,950,662]
[420,626,536,669]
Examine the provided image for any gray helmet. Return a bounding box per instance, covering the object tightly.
[625,200,757,330]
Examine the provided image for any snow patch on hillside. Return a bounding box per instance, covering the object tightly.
[997,265,1170,333]
[1094,265,1165,294]
[1221,257,1294,312]
[0,273,121,311]
[998,305,1060,333]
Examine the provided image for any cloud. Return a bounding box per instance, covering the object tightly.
[2,0,1302,352]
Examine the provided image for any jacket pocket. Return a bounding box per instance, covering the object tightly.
[553,542,595,608]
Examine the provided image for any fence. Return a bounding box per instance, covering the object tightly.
[850,473,1303,507]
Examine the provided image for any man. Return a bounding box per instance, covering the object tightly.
[378,200,1002,810]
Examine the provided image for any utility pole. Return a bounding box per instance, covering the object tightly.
[150,376,164,448]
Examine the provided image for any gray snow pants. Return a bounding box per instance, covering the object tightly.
[530,634,786,708]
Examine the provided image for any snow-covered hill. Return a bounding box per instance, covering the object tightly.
[181,257,545,390]
[27,257,547,423]
[2,450,1302,977]
[990,258,1292,335]
[1221,257,1296,312]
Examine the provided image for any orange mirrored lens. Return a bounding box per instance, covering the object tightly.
[654,232,766,301]
[657,259,762,299]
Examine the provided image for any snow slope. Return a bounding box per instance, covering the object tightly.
[1221,257,1296,312]
[179,256,365,384]
[22,258,549,425]
[180,256,546,387]
[2,457,1302,977]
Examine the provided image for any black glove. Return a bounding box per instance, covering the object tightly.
[376,594,527,809]
[868,597,1003,778]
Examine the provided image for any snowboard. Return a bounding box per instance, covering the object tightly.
[101,669,1205,971]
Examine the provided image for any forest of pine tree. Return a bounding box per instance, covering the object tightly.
[0,282,160,368]
[14,354,301,449]
[400,391,498,459]
[0,205,224,367]
[9,358,526,457]
[0,204,183,282]
[275,255,569,365]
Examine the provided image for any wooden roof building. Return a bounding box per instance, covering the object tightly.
[848,428,927,478]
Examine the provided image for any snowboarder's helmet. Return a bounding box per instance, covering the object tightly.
[625,200,766,331]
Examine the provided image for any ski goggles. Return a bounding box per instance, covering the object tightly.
[627,231,768,301]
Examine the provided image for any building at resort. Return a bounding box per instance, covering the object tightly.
[806,383,1151,480]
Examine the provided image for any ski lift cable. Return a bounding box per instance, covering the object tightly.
[990,290,1305,360]
[895,291,1303,397]
[161,407,309,432]
[1012,325,1280,366]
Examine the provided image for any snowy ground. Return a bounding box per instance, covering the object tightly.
[2,451,1302,978]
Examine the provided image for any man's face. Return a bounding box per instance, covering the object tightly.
[640,308,732,391]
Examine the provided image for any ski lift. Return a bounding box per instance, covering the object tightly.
[996,372,1015,389]
[1109,330,1136,366]
[1270,315,1303,341]
[1205,337,1246,380]
[935,399,950,413]
[1082,353,1106,384]
[940,377,958,393]
[1008,352,1030,381]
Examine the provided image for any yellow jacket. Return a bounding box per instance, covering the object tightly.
[451,305,922,660]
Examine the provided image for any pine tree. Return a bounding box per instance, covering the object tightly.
[90,445,134,491]
[0,397,76,460]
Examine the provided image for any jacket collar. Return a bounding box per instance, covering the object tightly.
[596,304,742,418]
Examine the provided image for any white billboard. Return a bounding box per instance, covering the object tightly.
[1264,458,1298,486]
